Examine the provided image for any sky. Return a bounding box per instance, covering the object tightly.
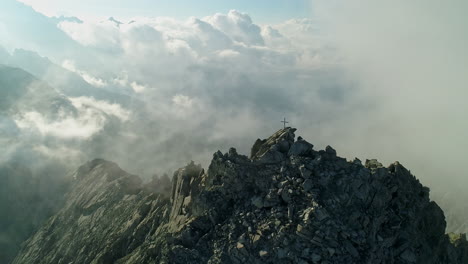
[16,0,312,23]
[1,0,468,232]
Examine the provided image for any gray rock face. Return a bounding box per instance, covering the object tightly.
[288,138,314,157]
[13,128,468,264]
[250,128,296,163]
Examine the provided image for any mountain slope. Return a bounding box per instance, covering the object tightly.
[0,64,128,263]
[5,49,133,106]
[12,159,171,264]
[13,128,468,263]
[0,162,69,264]
[0,64,74,116]
[0,0,81,60]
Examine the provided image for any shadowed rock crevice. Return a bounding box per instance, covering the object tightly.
[13,128,468,264]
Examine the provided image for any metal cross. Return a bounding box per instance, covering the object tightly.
[281,117,289,128]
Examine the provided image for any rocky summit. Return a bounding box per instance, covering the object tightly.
[13,128,468,264]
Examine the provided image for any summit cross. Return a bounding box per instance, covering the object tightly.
[281,118,289,129]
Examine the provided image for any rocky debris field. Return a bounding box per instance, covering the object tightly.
[13,128,468,264]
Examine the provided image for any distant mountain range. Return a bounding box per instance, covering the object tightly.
[0,0,82,60]
[0,47,134,106]
[0,64,73,115]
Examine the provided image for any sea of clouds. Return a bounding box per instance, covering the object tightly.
[0,0,467,208]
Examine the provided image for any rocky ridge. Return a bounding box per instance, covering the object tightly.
[13,128,468,263]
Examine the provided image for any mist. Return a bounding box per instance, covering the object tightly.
[1,1,351,178]
[0,0,467,234]
[306,0,468,192]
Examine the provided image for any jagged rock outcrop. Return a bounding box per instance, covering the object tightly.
[13,128,468,264]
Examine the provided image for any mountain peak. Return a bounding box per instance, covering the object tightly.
[13,129,468,263]
[108,17,123,26]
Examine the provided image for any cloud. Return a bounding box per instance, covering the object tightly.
[62,60,108,87]
[33,144,85,162]
[204,10,265,46]
[36,11,355,175]
[217,49,240,58]
[172,94,194,108]
[130,82,146,93]
[4,6,466,209]
[69,96,130,121]
[15,111,104,139]
[310,0,468,190]
[14,96,130,139]
[2,3,468,233]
